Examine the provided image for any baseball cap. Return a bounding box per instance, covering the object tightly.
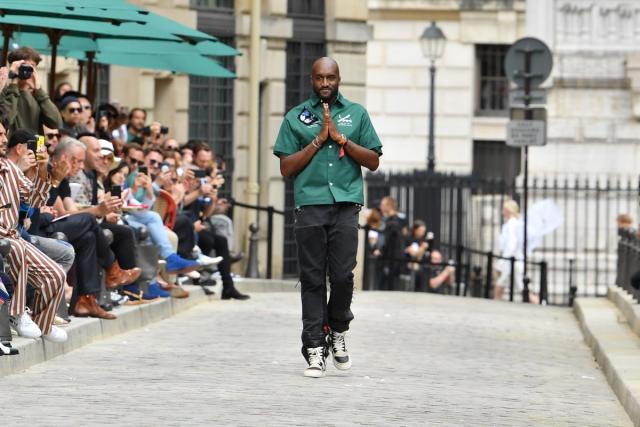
[99,139,121,164]
[8,129,36,149]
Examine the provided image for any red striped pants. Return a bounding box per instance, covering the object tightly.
[6,237,65,335]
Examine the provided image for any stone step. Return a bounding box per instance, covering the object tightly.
[574,297,640,425]
[0,279,297,378]
[608,285,640,337]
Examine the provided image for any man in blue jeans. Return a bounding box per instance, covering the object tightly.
[273,57,382,378]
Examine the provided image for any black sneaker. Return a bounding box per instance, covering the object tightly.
[302,346,327,378]
[328,330,352,370]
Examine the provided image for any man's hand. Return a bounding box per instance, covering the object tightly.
[28,67,41,91]
[0,67,8,89]
[317,103,330,144]
[17,150,36,173]
[40,205,58,217]
[50,158,70,184]
[194,220,205,233]
[154,170,172,187]
[325,103,342,142]
[8,60,23,82]
[105,212,121,224]
[36,148,49,180]
[98,194,122,216]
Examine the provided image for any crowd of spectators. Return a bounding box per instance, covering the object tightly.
[364,195,455,293]
[0,45,248,352]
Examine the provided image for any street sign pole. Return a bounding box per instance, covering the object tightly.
[505,37,553,303]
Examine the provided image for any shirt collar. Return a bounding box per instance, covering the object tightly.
[310,91,344,108]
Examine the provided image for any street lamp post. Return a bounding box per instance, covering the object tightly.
[420,22,446,173]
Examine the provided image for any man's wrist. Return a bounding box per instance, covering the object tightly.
[311,136,321,149]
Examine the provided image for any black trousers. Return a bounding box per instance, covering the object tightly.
[173,214,196,259]
[44,213,102,296]
[294,203,359,349]
[100,222,136,269]
[198,230,234,288]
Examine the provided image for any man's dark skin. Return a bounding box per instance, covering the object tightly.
[280,57,379,177]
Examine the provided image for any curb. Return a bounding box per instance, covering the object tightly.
[608,285,640,336]
[574,297,640,426]
[1,278,297,378]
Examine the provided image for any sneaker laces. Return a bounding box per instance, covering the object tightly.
[307,347,325,367]
[331,331,346,353]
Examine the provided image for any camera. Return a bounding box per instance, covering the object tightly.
[10,64,34,80]
[138,165,148,175]
[193,169,207,179]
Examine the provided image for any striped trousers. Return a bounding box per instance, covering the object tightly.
[6,237,65,335]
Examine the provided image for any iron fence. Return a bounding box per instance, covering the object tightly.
[366,170,639,305]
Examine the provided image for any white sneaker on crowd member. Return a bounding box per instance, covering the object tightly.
[186,270,201,280]
[9,312,42,339]
[328,330,352,370]
[303,346,327,378]
[43,325,68,343]
[197,254,223,267]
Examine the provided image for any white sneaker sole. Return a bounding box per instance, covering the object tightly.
[303,368,326,378]
[331,354,352,370]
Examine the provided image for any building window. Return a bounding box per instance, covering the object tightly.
[287,0,325,18]
[188,37,235,198]
[472,140,521,184]
[190,0,233,10]
[476,44,509,116]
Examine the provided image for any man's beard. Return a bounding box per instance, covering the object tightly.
[315,87,337,103]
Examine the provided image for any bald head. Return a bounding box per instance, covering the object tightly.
[310,57,341,103]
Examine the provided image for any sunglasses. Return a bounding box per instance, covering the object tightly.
[129,159,144,166]
[67,107,82,114]
[46,133,59,139]
[81,104,92,110]
[165,146,178,151]
[148,159,160,166]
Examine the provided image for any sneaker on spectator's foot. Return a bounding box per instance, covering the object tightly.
[43,326,67,343]
[165,253,201,275]
[9,312,42,339]
[197,253,223,267]
[0,341,18,356]
[302,346,327,378]
[144,282,171,299]
[328,330,352,370]
[186,270,201,280]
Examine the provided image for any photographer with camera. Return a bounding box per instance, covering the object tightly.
[0,46,62,135]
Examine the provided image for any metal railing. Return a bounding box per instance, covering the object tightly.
[616,228,640,301]
[229,198,284,279]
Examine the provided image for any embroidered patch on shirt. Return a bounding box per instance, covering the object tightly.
[298,107,319,126]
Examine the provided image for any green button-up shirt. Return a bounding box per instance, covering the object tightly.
[273,92,382,207]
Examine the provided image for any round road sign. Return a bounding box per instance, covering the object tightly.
[504,37,553,88]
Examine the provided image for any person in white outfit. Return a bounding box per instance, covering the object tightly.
[495,200,539,303]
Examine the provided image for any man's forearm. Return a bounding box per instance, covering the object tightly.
[343,140,379,171]
[280,143,319,177]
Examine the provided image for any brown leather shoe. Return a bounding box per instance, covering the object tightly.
[72,295,117,320]
[105,261,142,288]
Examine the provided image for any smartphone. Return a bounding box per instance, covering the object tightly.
[194,169,206,179]
[111,185,122,198]
[138,165,148,175]
[35,135,45,160]
[160,163,170,173]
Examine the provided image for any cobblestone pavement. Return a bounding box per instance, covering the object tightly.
[3,292,630,426]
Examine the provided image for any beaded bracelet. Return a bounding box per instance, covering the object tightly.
[311,137,321,149]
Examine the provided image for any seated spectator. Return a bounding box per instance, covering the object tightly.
[59,96,86,137]
[42,125,61,156]
[44,138,140,317]
[405,220,430,292]
[617,213,635,235]
[104,160,206,275]
[0,46,62,134]
[0,121,67,342]
[123,142,145,173]
[163,138,179,152]
[94,103,119,141]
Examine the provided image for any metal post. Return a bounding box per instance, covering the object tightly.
[568,258,577,306]
[86,51,96,103]
[2,26,13,65]
[484,252,493,299]
[427,63,436,172]
[77,60,84,93]
[267,206,274,279]
[539,261,548,305]
[509,256,516,302]
[245,223,260,278]
[46,30,63,97]
[521,48,533,303]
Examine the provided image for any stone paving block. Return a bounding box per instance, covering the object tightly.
[0,337,43,377]
[100,304,143,339]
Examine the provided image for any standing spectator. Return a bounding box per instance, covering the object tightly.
[0,46,62,134]
[405,220,430,292]
[127,108,146,142]
[379,196,406,291]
